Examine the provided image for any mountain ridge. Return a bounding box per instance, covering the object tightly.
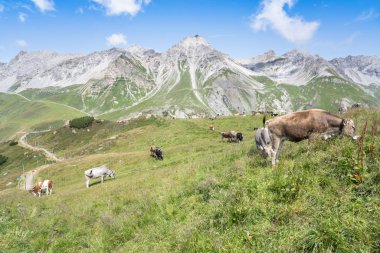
[1,35,379,120]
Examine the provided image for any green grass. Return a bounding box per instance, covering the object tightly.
[1,109,380,252]
[0,93,86,142]
[20,85,85,110]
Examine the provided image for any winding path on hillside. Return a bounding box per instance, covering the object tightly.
[18,131,62,162]
[18,130,62,190]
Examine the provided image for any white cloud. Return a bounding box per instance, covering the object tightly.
[251,0,320,43]
[16,40,28,47]
[91,0,151,16]
[355,9,379,22]
[343,32,360,46]
[30,0,55,12]
[107,33,127,46]
[76,7,84,14]
[0,4,4,12]
[19,13,27,23]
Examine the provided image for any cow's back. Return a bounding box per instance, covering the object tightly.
[267,109,337,141]
[86,166,110,178]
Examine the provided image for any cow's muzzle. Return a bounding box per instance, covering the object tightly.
[352,135,360,141]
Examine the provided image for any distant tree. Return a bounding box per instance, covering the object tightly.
[9,141,18,146]
[69,116,95,129]
[0,155,8,166]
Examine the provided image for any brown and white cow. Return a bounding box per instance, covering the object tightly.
[265,109,359,165]
[30,180,53,197]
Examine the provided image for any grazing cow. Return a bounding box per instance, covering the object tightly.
[84,165,115,188]
[150,145,164,160]
[30,180,53,197]
[255,127,273,158]
[220,131,243,143]
[209,125,215,131]
[265,109,359,165]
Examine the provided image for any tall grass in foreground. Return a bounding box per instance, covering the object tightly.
[0,109,379,252]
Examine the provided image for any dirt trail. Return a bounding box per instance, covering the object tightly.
[18,131,62,162]
[18,130,60,190]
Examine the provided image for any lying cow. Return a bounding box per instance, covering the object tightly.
[150,145,164,160]
[30,180,53,197]
[84,165,115,188]
[265,109,359,165]
[255,127,273,158]
[221,131,243,143]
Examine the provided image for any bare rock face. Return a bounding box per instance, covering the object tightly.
[239,50,340,86]
[330,55,380,86]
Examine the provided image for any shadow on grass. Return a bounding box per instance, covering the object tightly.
[88,178,116,188]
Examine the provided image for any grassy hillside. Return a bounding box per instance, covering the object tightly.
[282,77,380,111]
[0,141,50,191]
[0,93,86,142]
[1,109,380,252]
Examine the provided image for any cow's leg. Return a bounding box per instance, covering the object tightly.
[101,176,104,184]
[271,137,281,166]
[276,139,285,163]
[86,178,90,188]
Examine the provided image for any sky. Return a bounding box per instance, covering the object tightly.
[0,0,379,62]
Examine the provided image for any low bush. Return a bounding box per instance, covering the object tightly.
[0,154,8,165]
[69,116,94,129]
[8,141,18,146]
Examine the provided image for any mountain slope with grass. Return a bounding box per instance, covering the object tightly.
[0,92,86,142]
[1,108,379,252]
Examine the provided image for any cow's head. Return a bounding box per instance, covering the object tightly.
[342,118,359,140]
[156,149,163,160]
[29,188,38,197]
[237,132,243,142]
[109,170,115,179]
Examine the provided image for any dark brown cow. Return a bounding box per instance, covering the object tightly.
[265,109,359,165]
[150,145,163,160]
[220,131,243,143]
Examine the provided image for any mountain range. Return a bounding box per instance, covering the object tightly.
[1,35,379,121]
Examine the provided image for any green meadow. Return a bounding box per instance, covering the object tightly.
[0,93,86,142]
[1,109,380,252]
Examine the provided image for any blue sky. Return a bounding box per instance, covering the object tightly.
[0,0,379,62]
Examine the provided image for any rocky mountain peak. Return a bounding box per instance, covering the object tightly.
[177,35,210,49]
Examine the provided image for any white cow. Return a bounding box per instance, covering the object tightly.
[84,165,115,188]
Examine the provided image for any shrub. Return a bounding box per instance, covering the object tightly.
[8,141,18,146]
[69,116,94,129]
[0,154,8,165]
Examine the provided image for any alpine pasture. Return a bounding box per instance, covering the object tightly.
[1,108,380,252]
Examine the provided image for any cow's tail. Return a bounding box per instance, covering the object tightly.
[263,115,266,127]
